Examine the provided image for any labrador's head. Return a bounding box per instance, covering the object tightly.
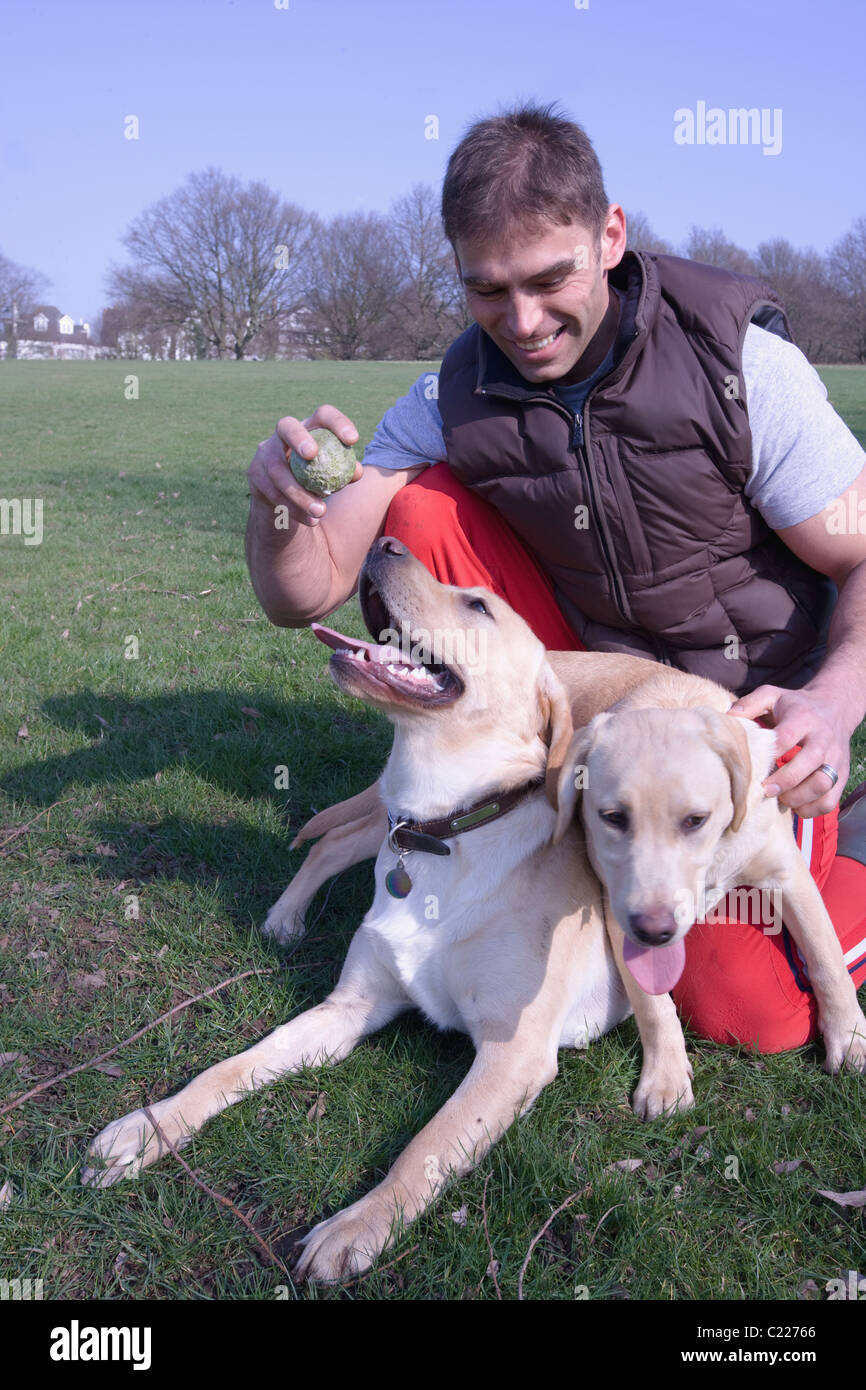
[553,705,776,993]
[313,537,573,774]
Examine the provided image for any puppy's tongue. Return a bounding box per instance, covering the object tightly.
[310,622,413,666]
[622,936,686,995]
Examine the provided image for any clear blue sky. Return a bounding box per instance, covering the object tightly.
[2,0,864,325]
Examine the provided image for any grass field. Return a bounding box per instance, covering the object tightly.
[1,360,865,1302]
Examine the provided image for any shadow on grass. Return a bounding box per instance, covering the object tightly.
[1,687,391,933]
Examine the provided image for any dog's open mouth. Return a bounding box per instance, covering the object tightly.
[311,576,463,707]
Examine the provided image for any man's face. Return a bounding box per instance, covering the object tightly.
[455,212,625,385]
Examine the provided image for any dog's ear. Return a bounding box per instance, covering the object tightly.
[551,716,612,842]
[698,709,752,832]
[538,664,575,809]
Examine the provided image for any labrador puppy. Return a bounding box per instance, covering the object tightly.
[553,667,866,1110]
[83,539,648,1282]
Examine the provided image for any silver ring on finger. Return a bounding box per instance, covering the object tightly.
[818,763,839,789]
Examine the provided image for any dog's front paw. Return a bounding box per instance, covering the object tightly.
[632,1055,695,1120]
[261,900,307,944]
[81,1103,189,1188]
[823,1011,866,1074]
[293,1195,396,1283]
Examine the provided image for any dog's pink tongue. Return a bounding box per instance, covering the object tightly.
[622,936,686,995]
[310,623,406,665]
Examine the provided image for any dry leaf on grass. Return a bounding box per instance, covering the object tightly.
[771,1159,817,1174]
[73,970,107,993]
[0,1181,13,1208]
[306,1094,327,1122]
[817,1187,866,1208]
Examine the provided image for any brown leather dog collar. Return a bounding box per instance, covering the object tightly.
[387,777,544,857]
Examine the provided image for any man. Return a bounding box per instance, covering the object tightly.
[246,103,866,1052]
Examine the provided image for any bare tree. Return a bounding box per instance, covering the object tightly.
[754,238,848,361]
[109,168,313,359]
[827,217,866,362]
[0,248,51,314]
[681,226,757,275]
[305,213,396,359]
[0,249,52,356]
[623,210,675,255]
[387,184,466,357]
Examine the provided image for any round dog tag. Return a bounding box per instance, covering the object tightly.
[385,864,412,898]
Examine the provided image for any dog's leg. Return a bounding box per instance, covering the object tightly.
[289,781,383,848]
[263,804,387,943]
[603,909,694,1119]
[294,1037,559,1283]
[769,859,866,1073]
[81,934,408,1187]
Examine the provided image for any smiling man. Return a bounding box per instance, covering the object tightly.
[245,102,866,1055]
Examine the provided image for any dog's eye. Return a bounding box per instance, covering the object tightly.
[682,814,709,833]
[464,597,490,616]
[600,809,628,831]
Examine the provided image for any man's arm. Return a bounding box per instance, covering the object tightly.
[731,464,866,815]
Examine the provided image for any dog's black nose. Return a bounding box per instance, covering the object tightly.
[628,910,677,946]
[377,536,406,557]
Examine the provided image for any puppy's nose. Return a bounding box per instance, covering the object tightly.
[377,536,406,557]
[628,909,677,946]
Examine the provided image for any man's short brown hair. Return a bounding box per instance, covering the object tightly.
[441,102,609,251]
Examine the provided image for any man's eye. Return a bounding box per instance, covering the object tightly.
[469,287,501,298]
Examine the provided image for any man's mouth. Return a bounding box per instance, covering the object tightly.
[511,325,567,354]
[310,576,463,707]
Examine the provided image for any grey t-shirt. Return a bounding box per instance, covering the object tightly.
[362,324,865,530]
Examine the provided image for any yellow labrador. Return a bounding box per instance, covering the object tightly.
[83,539,656,1282]
[553,667,866,1111]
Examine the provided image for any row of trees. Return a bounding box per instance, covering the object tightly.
[100,172,471,362]
[627,213,866,364]
[3,169,865,362]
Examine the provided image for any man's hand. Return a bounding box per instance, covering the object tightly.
[248,404,362,527]
[729,684,853,816]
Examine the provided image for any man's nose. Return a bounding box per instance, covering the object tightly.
[504,294,544,341]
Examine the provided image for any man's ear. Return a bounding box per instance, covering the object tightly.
[552,715,610,843]
[538,663,575,809]
[698,709,752,832]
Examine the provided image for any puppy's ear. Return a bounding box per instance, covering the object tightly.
[698,709,752,832]
[538,664,574,809]
[551,717,612,842]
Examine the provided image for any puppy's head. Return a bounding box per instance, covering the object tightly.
[553,706,772,994]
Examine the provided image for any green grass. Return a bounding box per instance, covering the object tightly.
[1,360,865,1302]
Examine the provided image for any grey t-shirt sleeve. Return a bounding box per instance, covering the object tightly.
[361,371,446,472]
[742,324,865,529]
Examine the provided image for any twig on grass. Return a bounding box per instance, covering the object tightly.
[517,1186,590,1300]
[480,1171,502,1299]
[0,799,69,854]
[141,1105,293,1280]
[0,966,278,1118]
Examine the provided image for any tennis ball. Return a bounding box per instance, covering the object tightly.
[289,428,358,497]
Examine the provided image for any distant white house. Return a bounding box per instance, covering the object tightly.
[0,304,103,359]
